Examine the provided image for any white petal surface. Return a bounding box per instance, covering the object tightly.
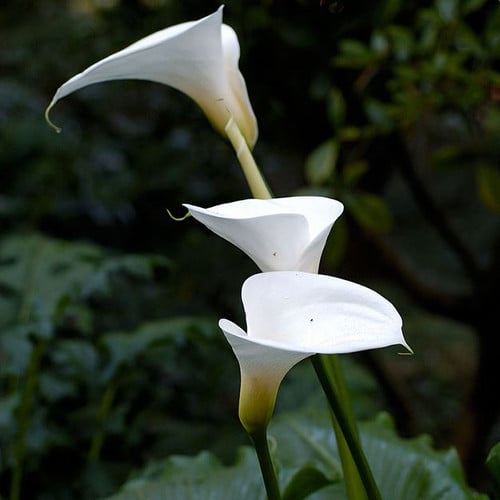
[219,318,310,431]
[47,7,258,147]
[241,271,409,354]
[184,196,343,272]
[219,319,311,380]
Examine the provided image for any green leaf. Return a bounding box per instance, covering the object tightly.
[339,127,363,142]
[364,99,395,131]
[476,164,500,212]
[436,0,459,22]
[38,373,77,402]
[0,234,102,325]
[342,161,369,187]
[273,410,485,500]
[386,26,414,62]
[486,442,500,498]
[0,328,33,377]
[81,254,170,299]
[335,40,373,68]
[52,339,99,378]
[462,0,486,13]
[345,192,393,233]
[101,317,217,380]
[376,0,403,24]
[326,88,346,130]
[370,31,389,57]
[0,234,169,328]
[106,448,265,500]
[362,413,486,500]
[282,466,333,500]
[0,394,19,439]
[106,409,483,500]
[305,140,339,186]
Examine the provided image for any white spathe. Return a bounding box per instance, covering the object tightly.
[219,271,411,431]
[184,196,344,273]
[46,6,258,148]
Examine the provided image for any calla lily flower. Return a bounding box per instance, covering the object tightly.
[219,271,410,432]
[46,6,258,148]
[184,196,344,273]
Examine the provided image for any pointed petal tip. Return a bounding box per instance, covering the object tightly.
[398,341,414,356]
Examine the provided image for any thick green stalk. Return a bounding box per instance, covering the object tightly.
[331,418,367,500]
[229,121,377,498]
[312,355,381,500]
[249,429,281,500]
[225,117,272,199]
[320,354,368,500]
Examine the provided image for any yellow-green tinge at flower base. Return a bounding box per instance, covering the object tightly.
[219,271,411,432]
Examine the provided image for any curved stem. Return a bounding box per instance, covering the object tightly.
[249,429,281,500]
[225,117,272,199]
[312,354,381,500]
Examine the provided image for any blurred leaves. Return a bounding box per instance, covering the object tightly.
[305,139,339,186]
[345,192,393,234]
[476,165,500,213]
[0,233,169,332]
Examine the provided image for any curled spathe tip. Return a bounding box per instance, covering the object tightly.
[166,208,191,222]
[44,101,62,134]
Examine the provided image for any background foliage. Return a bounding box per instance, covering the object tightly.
[1,0,500,498]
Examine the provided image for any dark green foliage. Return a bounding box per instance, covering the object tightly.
[106,410,484,500]
[487,442,500,499]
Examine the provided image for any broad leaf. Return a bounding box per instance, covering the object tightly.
[282,466,333,500]
[106,448,265,500]
[106,409,483,500]
[101,317,218,381]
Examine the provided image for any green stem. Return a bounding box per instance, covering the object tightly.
[331,418,367,500]
[10,340,47,500]
[228,117,375,499]
[312,355,381,500]
[225,117,272,199]
[249,429,281,500]
[10,241,44,500]
[88,381,117,461]
[323,354,367,500]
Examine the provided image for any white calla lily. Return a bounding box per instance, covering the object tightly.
[219,271,411,432]
[184,196,344,273]
[46,6,258,148]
